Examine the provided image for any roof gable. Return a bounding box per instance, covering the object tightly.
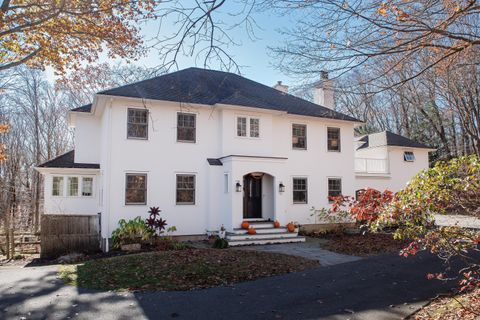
[38,150,100,169]
[73,67,360,122]
[357,131,433,150]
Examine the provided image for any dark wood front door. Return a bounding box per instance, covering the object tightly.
[243,174,262,219]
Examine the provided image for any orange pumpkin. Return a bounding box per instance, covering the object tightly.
[286,222,296,233]
[241,221,250,229]
[273,220,281,228]
[247,228,257,235]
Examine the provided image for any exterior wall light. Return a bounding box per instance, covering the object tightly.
[235,181,242,192]
[279,182,285,193]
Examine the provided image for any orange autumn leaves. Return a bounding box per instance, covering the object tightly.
[0,0,157,73]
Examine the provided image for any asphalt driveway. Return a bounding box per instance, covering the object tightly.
[0,250,458,320]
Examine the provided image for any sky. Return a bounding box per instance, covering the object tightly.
[47,4,301,89]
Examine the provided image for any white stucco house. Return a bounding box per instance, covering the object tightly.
[36,68,434,248]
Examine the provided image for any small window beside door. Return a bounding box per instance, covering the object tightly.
[404,151,415,162]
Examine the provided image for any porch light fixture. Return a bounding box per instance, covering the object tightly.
[235,181,242,192]
[279,182,285,193]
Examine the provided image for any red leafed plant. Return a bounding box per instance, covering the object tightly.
[330,188,395,224]
[146,207,167,236]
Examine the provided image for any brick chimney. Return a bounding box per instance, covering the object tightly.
[314,71,334,109]
[273,81,289,94]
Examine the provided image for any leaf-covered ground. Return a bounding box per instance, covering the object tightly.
[411,288,480,320]
[312,232,409,257]
[59,248,319,291]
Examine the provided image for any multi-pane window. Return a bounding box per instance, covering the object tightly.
[293,178,308,204]
[250,118,260,138]
[327,127,341,152]
[177,113,196,142]
[292,124,307,149]
[125,174,147,205]
[52,177,64,196]
[328,178,342,201]
[237,117,247,137]
[176,174,196,204]
[68,177,79,196]
[82,177,93,196]
[404,151,415,162]
[127,108,148,139]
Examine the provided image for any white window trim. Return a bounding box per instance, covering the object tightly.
[292,123,308,150]
[224,172,230,193]
[175,172,197,206]
[52,176,65,197]
[292,176,308,204]
[326,126,341,152]
[126,107,149,140]
[125,172,148,206]
[235,115,261,139]
[51,175,95,198]
[176,111,197,144]
[327,177,342,203]
[404,151,416,162]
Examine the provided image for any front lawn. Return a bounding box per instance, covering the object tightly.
[59,248,318,291]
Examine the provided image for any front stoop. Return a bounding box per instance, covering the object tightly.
[226,221,306,246]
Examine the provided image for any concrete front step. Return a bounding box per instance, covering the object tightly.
[227,236,306,247]
[243,221,275,229]
[230,227,289,234]
[226,231,299,241]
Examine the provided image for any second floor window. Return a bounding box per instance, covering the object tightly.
[237,117,247,137]
[404,151,415,162]
[177,113,196,142]
[127,108,148,139]
[237,116,260,138]
[327,127,341,151]
[250,118,260,137]
[292,124,307,149]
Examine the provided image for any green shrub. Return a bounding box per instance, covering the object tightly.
[111,216,154,249]
[212,237,229,249]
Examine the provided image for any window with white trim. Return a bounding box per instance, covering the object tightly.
[82,177,93,196]
[292,124,307,149]
[68,177,79,196]
[176,174,196,204]
[328,178,342,201]
[404,151,415,162]
[177,113,196,142]
[327,127,341,152]
[293,177,308,204]
[236,116,260,138]
[127,108,148,139]
[125,174,147,205]
[52,177,64,196]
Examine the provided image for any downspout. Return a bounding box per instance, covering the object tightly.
[104,98,113,252]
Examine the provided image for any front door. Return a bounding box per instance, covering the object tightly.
[243,174,262,219]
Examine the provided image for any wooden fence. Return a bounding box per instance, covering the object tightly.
[41,214,100,259]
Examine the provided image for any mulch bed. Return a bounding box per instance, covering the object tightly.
[309,231,410,256]
[59,248,319,291]
[411,288,480,319]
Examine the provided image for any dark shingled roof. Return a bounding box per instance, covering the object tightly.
[71,104,92,113]
[38,150,100,169]
[357,131,433,150]
[72,67,360,122]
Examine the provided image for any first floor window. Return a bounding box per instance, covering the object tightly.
[127,108,148,139]
[177,113,196,142]
[327,127,341,151]
[328,178,342,201]
[404,151,415,162]
[68,177,79,196]
[82,177,93,196]
[176,174,195,204]
[126,174,147,205]
[293,177,308,204]
[52,177,64,196]
[237,117,247,137]
[292,124,307,149]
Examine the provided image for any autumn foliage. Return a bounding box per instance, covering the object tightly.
[0,0,157,72]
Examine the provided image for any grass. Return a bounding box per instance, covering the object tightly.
[411,288,480,320]
[59,248,319,291]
